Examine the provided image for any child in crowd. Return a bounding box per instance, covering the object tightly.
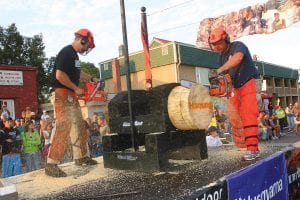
[91,138,103,157]
[206,126,223,147]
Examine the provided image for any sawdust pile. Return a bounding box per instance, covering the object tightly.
[4,157,105,199]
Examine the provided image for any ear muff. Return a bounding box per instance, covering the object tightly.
[223,32,230,44]
[81,37,88,45]
[219,31,230,44]
[80,31,91,45]
[221,31,227,40]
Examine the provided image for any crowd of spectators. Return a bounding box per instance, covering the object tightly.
[0,106,108,178]
[207,101,300,147]
[257,101,300,140]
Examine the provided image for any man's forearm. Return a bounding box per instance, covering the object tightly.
[56,70,78,91]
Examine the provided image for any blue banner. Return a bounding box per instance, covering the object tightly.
[227,153,288,200]
[185,178,228,200]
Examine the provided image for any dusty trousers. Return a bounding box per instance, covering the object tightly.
[227,78,259,151]
[47,88,89,164]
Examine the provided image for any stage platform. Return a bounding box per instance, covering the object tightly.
[2,132,300,200]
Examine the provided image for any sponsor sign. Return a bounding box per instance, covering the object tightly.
[227,153,288,200]
[0,70,23,85]
[285,148,300,199]
[185,179,228,200]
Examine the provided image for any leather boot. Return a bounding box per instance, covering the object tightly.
[75,156,97,166]
[45,163,67,177]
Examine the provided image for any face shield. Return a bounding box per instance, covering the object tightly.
[79,47,93,56]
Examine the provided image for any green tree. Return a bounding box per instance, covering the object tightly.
[43,56,56,102]
[0,23,47,104]
[0,23,25,65]
[80,61,100,78]
[78,61,100,87]
[24,34,47,103]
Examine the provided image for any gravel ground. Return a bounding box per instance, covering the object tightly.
[34,142,288,200]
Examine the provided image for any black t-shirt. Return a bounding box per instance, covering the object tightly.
[0,127,21,154]
[54,45,80,90]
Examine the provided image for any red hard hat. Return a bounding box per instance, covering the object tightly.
[208,27,227,44]
[74,28,95,49]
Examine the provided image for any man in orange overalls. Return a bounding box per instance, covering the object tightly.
[208,27,260,161]
[45,29,98,177]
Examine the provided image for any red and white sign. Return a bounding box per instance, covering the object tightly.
[0,70,23,85]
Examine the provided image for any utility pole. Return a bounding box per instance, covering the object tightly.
[119,0,137,151]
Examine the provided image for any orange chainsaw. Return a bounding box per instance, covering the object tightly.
[209,70,233,97]
[78,81,106,102]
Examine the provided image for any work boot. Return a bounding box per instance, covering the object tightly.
[75,156,97,166]
[242,150,260,161]
[45,163,67,177]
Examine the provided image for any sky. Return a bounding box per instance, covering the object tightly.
[0,0,299,70]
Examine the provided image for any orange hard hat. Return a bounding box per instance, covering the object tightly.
[74,28,95,49]
[208,27,228,44]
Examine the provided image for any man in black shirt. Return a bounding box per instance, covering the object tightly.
[45,29,99,177]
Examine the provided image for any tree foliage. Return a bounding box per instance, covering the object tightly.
[80,61,100,78]
[0,23,47,104]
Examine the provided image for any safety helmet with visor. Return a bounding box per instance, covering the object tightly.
[74,28,95,55]
[208,27,228,46]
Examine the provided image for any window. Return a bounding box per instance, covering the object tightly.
[103,63,109,71]
[284,79,290,87]
[161,46,168,56]
[196,67,210,85]
[274,78,282,87]
[266,78,272,87]
[291,80,297,88]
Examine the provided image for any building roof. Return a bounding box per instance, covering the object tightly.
[149,37,171,48]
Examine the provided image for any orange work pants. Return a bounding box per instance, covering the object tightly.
[47,88,89,164]
[227,79,259,151]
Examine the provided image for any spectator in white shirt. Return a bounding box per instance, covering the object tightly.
[0,105,10,119]
[206,126,223,147]
[41,110,51,121]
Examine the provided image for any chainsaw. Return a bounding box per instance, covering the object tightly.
[78,80,106,102]
[209,70,233,98]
